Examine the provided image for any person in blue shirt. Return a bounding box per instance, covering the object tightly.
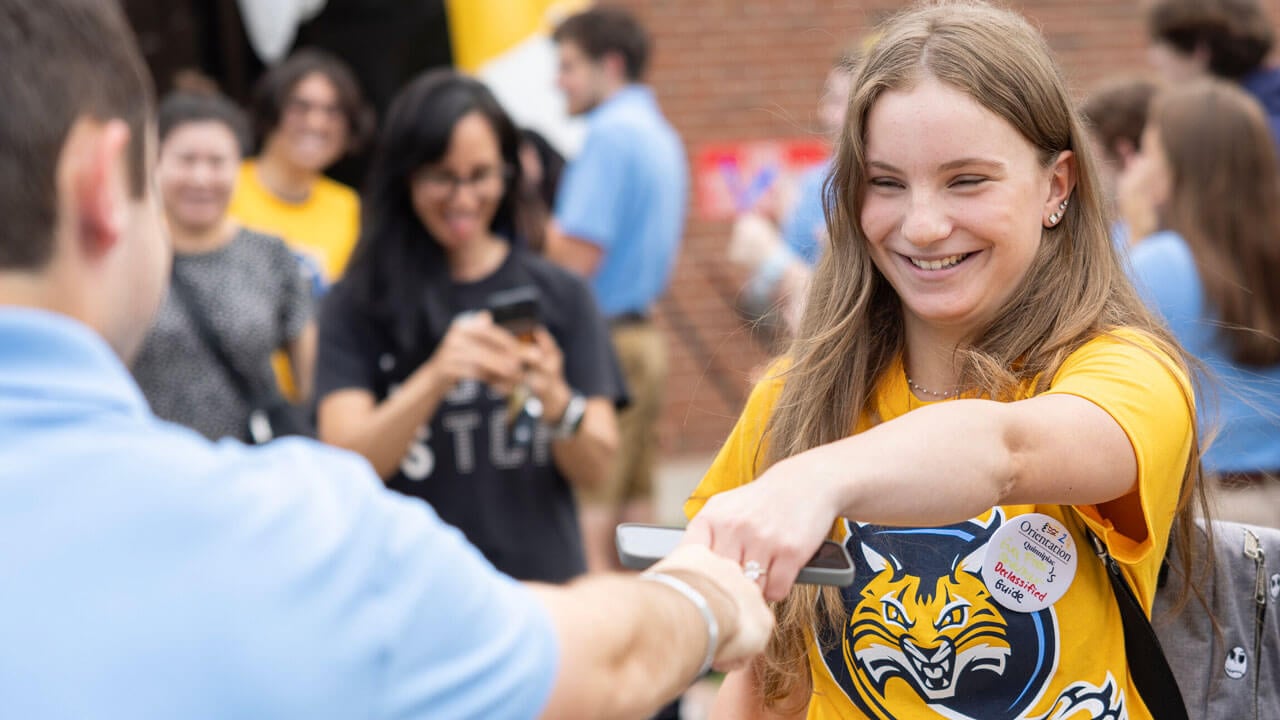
[544,7,690,578]
[1120,79,1280,527]
[731,52,855,345]
[0,2,773,718]
[1146,0,1280,149]
[780,54,857,269]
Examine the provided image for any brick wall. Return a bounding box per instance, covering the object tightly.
[610,0,1280,455]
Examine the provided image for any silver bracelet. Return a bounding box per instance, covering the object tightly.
[639,571,719,678]
[552,392,587,439]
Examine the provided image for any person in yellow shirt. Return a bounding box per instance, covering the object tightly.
[682,3,1209,719]
[231,48,373,290]
[231,49,373,396]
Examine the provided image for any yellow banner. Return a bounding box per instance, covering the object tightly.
[447,0,591,73]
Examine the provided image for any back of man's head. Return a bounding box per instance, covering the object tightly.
[1147,0,1274,79]
[1081,78,1158,164]
[553,6,651,82]
[0,0,153,271]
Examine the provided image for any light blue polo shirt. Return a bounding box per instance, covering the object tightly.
[781,161,831,267]
[555,85,688,318]
[0,308,558,719]
[1128,232,1280,473]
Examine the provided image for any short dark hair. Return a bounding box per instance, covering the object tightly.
[158,90,252,156]
[0,0,153,271]
[250,48,374,154]
[1081,78,1158,163]
[553,6,650,82]
[1147,0,1274,78]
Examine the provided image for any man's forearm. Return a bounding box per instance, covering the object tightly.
[543,222,604,276]
[531,571,731,719]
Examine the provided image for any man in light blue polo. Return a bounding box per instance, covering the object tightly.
[0,3,771,718]
[546,7,689,580]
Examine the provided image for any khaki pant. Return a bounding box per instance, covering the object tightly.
[580,320,668,506]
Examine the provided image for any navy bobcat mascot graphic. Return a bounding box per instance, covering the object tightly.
[817,511,1059,719]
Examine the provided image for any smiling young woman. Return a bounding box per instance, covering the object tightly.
[230,49,373,289]
[682,2,1208,719]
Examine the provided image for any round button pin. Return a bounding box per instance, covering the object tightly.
[981,512,1078,613]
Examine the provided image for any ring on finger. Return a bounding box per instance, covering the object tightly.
[743,560,766,582]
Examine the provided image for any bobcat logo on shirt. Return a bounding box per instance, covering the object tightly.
[817,511,1061,718]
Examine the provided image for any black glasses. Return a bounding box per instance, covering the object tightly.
[412,165,514,200]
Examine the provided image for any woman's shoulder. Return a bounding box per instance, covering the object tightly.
[233,227,295,262]
[311,175,360,209]
[511,248,595,300]
[1053,327,1190,394]
[1077,326,1171,354]
[743,358,793,415]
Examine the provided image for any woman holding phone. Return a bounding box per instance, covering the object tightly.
[314,70,624,583]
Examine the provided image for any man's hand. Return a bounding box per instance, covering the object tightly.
[649,543,775,672]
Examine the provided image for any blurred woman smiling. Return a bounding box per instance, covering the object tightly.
[132,90,315,443]
[315,70,625,583]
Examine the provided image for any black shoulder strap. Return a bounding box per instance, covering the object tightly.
[1087,531,1190,720]
[168,270,261,404]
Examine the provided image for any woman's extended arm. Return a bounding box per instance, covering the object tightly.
[687,393,1139,601]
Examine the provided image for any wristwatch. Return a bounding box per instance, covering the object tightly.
[554,392,588,439]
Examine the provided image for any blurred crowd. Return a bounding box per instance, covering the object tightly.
[133,0,1280,585]
[133,4,693,605]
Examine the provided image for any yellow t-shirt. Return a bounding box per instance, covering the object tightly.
[230,160,360,399]
[686,330,1193,720]
[229,160,360,286]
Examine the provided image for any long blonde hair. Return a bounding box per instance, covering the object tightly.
[755,1,1208,708]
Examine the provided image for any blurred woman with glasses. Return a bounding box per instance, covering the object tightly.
[229,50,374,403]
[231,49,373,291]
[314,69,626,583]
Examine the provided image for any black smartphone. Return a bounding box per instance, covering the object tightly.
[486,286,540,342]
[486,286,542,442]
[615,523,856,587]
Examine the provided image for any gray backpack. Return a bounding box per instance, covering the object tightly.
[1153,520,1280,719]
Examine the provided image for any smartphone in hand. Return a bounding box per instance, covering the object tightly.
[485,286,542,445]
[615,523,856,587]
[486,286,540,343]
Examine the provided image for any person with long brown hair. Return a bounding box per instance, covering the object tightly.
[683,2,1207,718]
[1122,79,1280,527]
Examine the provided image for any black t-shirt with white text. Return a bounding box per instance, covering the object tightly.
[316,247,626,583]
